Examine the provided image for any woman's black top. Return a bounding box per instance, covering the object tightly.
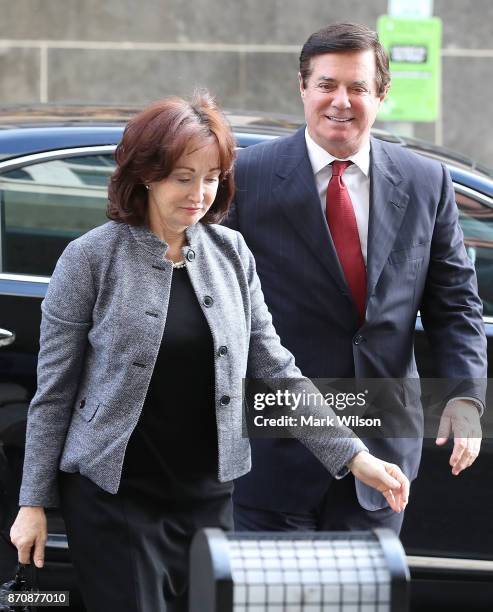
[122,266,232,500]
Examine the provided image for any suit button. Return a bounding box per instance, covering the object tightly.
[220,395,230,406]
[218,346,228,356]
[186,249,195,262]
[79,399,86,409]
[353,334,365,345]
[203,296,214,307]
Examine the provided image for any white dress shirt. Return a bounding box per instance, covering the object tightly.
[305,128,370,265]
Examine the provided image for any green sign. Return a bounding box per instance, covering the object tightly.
[377,16,442,121]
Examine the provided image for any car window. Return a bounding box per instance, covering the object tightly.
[1,151,492,322]
[0,154,114,276]
[457,190,493,317]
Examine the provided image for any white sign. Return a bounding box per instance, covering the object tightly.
[388,0,433,18]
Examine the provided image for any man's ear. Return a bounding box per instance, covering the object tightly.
[298,72,305,99]
[378,82,391,103]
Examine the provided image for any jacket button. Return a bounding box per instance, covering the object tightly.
[220,395,230,406]
[79,399,86,409]
[203,296,214,307]
[186,249,195,262]
[353,334,365,345]
[218,346,228,356]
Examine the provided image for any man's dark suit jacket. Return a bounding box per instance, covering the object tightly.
[225,126,487,512]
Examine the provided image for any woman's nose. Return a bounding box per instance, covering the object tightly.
[188,181,204,203]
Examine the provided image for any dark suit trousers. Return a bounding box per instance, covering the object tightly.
[234,473,405,535]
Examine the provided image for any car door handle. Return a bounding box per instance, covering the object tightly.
[0,328,15,347]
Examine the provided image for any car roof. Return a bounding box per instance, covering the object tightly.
[0,104,491,195]
[0,104,299,158]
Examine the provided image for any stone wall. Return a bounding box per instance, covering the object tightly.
[0,0,492,166]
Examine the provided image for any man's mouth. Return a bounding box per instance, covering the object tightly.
[327,116,352,123]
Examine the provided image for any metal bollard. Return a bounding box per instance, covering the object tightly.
[189,529,409,611]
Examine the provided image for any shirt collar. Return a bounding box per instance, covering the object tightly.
[305,127,370,177]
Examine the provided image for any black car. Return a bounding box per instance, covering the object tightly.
[0,106,492,610]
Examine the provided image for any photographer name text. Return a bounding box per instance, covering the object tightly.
[253,414,381,428]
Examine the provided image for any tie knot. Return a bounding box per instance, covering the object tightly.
[331,160,352,177]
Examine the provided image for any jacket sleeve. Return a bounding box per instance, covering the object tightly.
[234,232,367,477]
[19,239,96,508]
[420,163,487,405]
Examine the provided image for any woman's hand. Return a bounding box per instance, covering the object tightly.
[347,451,410,513]
[10,506,47,568]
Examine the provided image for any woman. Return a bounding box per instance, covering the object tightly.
[10,92,408,612]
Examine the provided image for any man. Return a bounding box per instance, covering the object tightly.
[225,22,487,534]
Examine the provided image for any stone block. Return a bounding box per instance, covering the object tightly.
[273,0,387,45]
[435,0,493,50]
[442,56,493,167]
[241,52,302,115]
[48,48,243,108]
[0,47,40,103]
[0,0,278,44]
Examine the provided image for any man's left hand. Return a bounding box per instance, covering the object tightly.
[435,399,482,475]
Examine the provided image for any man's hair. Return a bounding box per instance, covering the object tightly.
[107,90,236,225]
[299,22,390,95]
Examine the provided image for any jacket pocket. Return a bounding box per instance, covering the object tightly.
[76,397,101,422]
[387,242,429,264]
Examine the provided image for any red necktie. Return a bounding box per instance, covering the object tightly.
[325,160,367,323]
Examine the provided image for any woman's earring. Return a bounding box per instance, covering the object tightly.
[145,184,150,190]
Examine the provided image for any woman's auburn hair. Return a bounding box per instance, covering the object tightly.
[107,91,236,225]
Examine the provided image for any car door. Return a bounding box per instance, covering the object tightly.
[0,146,116,576]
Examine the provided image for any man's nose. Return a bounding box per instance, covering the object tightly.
[332,86,351,109]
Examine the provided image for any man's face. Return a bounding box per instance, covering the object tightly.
[299,49,387,158]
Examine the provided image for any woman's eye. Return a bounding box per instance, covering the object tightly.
[176,177,190,183]
[206,177,220,183]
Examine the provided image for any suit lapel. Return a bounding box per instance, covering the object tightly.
[270,132,411,322]
[271,128,350,295]
[367,138,410,298]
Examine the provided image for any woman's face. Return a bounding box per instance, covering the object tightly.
[147,138,221,237]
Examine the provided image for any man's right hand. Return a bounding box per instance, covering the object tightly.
[10,506,47,568]
[347,451,410,513]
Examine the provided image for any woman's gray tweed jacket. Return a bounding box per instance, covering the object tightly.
[19,221,366,507]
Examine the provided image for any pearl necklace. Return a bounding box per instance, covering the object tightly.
[172,260,186,269]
